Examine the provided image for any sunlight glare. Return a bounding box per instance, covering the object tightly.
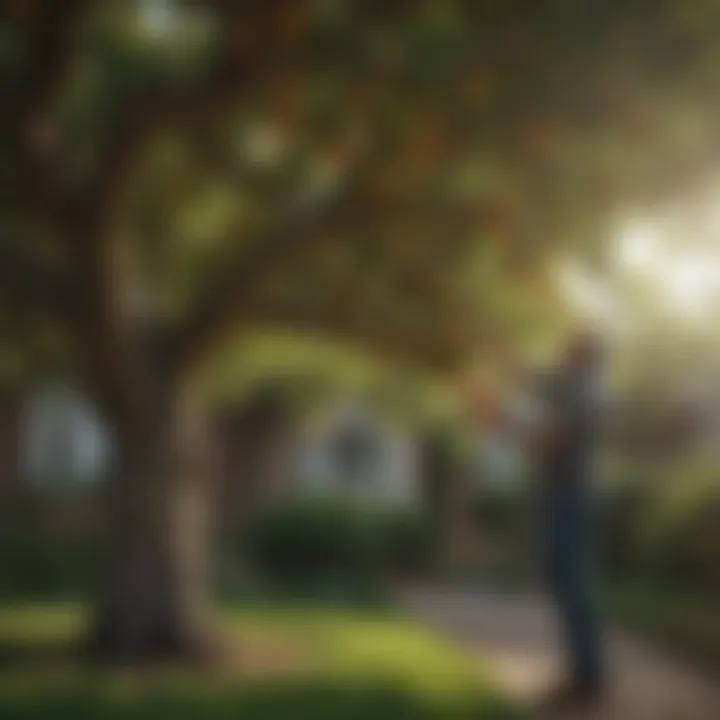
[664,257,718,317]
[617,222,661,273]
[616,215,720,320]
[557,262,616,327]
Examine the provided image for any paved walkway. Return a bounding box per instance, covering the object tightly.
[398,586,718,719]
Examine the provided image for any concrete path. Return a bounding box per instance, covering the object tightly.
[398,585,718,719]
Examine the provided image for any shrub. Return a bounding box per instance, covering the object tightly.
[641,480,720,592]
[598,483,652,579]
[244,497,432,589]
[471,489,529,537]
[0,524,99,599]
[375,506,434,575]
[601,457,720,593]
[467,488,538,584]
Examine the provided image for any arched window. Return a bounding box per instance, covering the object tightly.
[333,422,377,485]
[22,387,113,488]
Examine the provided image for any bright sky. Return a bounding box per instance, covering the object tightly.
[558,208,720,336]
[616,218,720,319]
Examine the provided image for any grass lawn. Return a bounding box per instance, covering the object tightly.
[0,602,519,719]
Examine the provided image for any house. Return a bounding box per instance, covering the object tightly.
[0,385,113,494]
[0,384,423,537]
[21,385,113,489]
[215,393,423,534]
[0,384,112,533]
[293,399,420,506]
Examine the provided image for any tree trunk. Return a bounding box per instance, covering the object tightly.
[89,385,218,662]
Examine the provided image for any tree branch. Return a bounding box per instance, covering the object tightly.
[301,234,483,369]
[3,0,89,129]
[83,1,312,248]
[173,185,364,375]
[173,206,485,383]
[245,269,476,373]
[3,1,92,232]
[171,178,489,378]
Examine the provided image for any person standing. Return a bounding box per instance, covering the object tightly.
[467,332,606,712]
[536,331,606,711]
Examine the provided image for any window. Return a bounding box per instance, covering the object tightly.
[22,388,112,488]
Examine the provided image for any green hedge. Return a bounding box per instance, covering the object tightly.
[599,458,720,593]
[641,488,720,593]
[598,483,652,578]
[468,488,539,584]
[244,498,432,589]
[468,467,720,595]
[0,525,99,599]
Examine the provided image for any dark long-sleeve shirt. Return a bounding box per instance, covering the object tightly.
[539,364,602,486]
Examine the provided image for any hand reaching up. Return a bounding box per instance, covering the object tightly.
[465,379,504,428]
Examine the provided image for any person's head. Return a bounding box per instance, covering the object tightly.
[562,328,603,373]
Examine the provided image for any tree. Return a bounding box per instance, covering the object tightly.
[3,0,720,661]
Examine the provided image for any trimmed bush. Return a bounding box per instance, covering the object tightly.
[375,506,433,575]
[469,488,538,584]
[0,525,99,599]
[244,497,431,589]
[471,489,530,537]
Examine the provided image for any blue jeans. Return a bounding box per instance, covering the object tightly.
[544,482,604,692]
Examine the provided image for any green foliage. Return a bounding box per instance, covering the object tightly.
[472,489,529,538]
[245,498,381,588]
[0,525,99,600]
[599,456,720,593]
[376,506,434,576]
[13,0,720,378]
[0,685,519,720]
[598,480,653,578]
[609,581,720,673]
[244,498,432,590]
[639,459,720,592]
[469,488,538,585]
